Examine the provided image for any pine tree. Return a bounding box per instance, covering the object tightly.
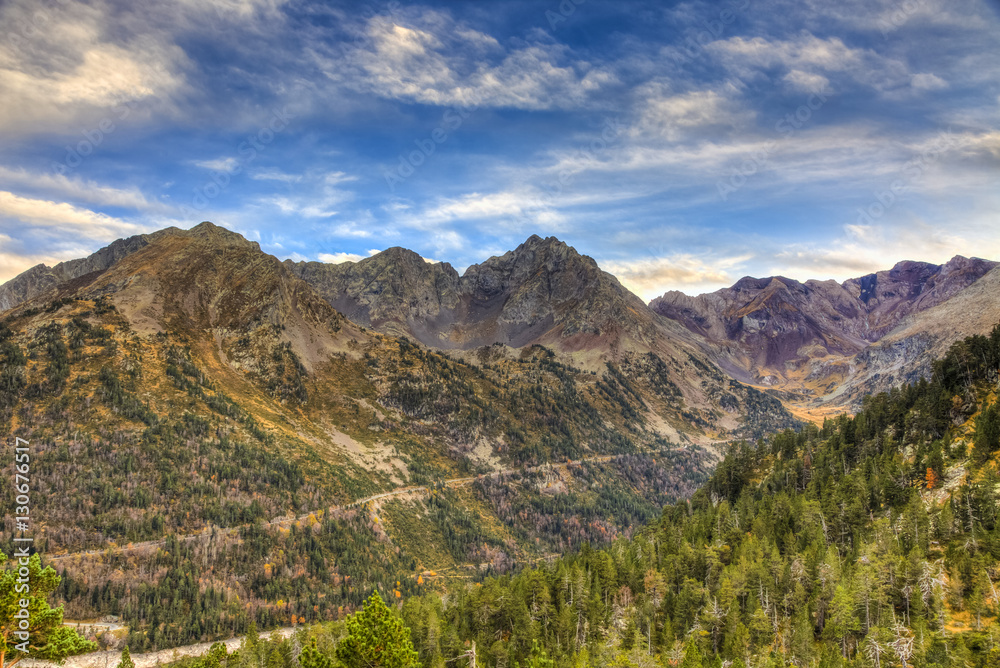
[516,640,555,668]
[116,646,135,668]
[825,584,859,658]
[0,551,97,668]
[334,592,419,668]
[679,638,704,668]
[298,640,334,668]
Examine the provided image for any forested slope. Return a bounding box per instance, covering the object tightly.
[378,324,1000,667]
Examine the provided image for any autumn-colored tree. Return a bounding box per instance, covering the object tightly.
[925,467,938,490]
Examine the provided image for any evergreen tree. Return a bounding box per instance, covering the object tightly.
[116,646,135,668]
[298,640,334,668]
[335,593,419,668]
[680,639,704,668]
[0,551,96,668]
[516,640,555,668]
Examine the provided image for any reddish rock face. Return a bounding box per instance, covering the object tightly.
[649,256,998,380]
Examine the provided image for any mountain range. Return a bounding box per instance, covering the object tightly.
[3,224,997,423]
[0,222,793,578]
[651,255,998,410]
[2,221,999,656]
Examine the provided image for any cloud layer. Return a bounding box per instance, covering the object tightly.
[0,0,997,293]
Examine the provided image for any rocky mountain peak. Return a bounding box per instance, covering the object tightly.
[650,253,998,394]
[189,221,261,250]
[0,228,188,311]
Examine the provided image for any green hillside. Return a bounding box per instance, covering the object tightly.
[187,323,1000,667]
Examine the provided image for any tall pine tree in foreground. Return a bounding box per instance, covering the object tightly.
[299,592,419,668]
[0,551,96,668]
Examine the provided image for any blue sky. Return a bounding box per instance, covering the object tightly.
[0,0,998,298]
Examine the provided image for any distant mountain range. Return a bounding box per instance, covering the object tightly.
[3,224,997,420]
[651,255,998,409]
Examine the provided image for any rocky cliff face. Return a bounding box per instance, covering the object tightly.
[650,256,997,387]
[0,230,176,311]
[287,235,684,355]
[285,247,462,344]
[842,256,998,339]
[836,265,1000,406]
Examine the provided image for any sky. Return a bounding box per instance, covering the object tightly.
[0,0,998,299]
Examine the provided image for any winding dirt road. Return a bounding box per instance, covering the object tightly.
[47,454,624,563]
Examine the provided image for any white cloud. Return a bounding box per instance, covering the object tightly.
[318,251,365,264]
[330,222,375,239]
[317,248,380,264]
[318,14,616,111]
[600,253,753,300]
[0,0,188,135]
[783,69,830,93]
[417,190,566,232]
[911,72,948,91]
[0,191,147,240]
[324,171,358,185]
[193,157,239,172]
[261,196,339,218]
[251,169,302,183]
[706,34,913,94]
[771,220,1000,280]
[633,85,754,142]
[0,167,171,213]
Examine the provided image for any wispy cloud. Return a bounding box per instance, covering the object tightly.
[771,219,1000,279]
[192,157,240,172]
[251,169,302,183]
[314,11,617,111]
[0,191,148,241]
[0,167,172,213]
[600,253,754,301]
[0,0,188,135]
